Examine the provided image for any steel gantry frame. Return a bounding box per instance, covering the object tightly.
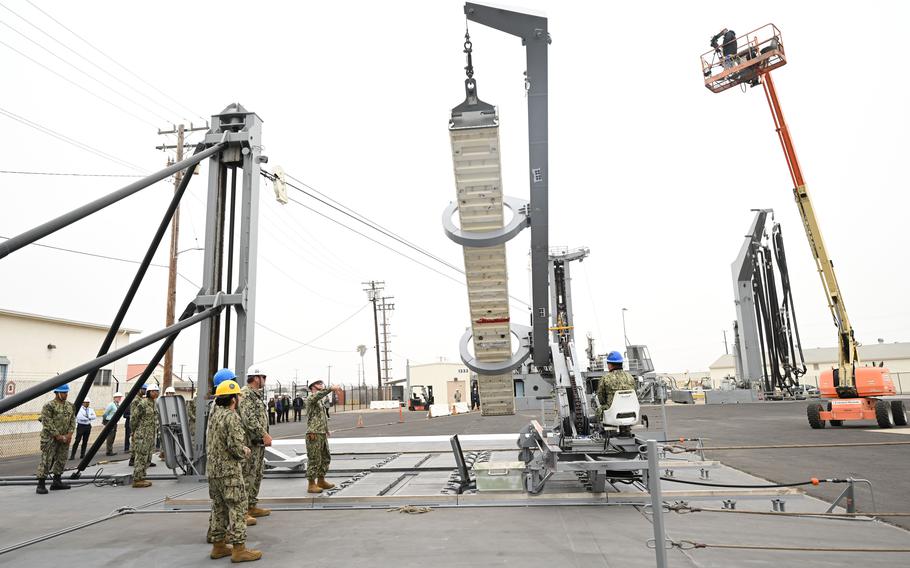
[732,209,772,389]
[444,2,550,366]
[0,103,265,477]
[193,104,265,470]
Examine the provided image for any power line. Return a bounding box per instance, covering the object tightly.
[0,17,173,124]
[0,169,144,178]
[0,234,198,287]
[0,37,158,128]
[21,0,206,122]
[260,255,358,308]
[0,106,146,172]
[282,171,467,276]
[262,170,531,309]
[254,304,370,364]
[255,322,353,354]
[287,192,466,287]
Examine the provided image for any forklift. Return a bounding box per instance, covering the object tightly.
[700,25,907,428]
[407,385,433,411]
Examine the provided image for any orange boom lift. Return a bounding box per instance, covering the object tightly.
[700,25,906,429]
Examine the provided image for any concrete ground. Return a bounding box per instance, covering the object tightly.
[662,401,910,529]
[2,403,910,566]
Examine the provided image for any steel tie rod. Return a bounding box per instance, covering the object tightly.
[0,305,223,414]
[0,141,226,260]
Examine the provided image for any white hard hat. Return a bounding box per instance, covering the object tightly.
[146,384,161,392]
[164,386,176,394]
[246,367,267,378]
[84,398,91,404]
[113,392,124,398]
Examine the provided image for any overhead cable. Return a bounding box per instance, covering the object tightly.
[0,18,172,124]
[254,304,370,364]
[0,169,143,178]
[0,106,147,172]
[21,0,206,122]
[0,234,198,287]
[261,170,531,309]
[0,38,158,128]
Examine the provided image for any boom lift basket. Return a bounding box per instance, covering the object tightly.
[701,24,786,93]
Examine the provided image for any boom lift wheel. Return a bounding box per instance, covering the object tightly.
[891,400,908,426]
[807,403,825,429]
[874,399,894,428]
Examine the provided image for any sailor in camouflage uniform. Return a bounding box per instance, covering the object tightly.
[206,379,262,563]
[130,383,160,488]
[596,351,637,418]
[36,383,75,494]
[305,379,341,494]
[239,368,272,522]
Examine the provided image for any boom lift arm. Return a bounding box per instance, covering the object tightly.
[701,26,870,398]
[761,73,858,397]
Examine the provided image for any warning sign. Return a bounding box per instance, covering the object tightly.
[5,381,15,396]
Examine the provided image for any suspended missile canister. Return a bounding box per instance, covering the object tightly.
[444,34,531,416]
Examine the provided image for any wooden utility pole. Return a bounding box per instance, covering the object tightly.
[362,281,385,396]
[157,122,207,391]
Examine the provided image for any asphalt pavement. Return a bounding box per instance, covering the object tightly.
[4,401,908,529]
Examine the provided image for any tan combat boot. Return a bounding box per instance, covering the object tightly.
[317,477,335,490]
[244,514,257,526]
[307,479,322,494]
[132,479,152,488]
[210,541,232,559]
[248,506,271,518]
[231,542,262,563]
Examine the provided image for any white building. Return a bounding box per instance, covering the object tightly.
[0,308,138,415]
[708,341,910,392]
[406,361,474,406]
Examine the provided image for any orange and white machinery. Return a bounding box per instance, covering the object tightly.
[701,25,906,429]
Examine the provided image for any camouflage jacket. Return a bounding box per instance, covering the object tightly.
[596,370,637,409]
[39,399,74,441]
[238,386,268,446]
[305,389,332,434]
[130,397,158,441]
[206,405,247,478]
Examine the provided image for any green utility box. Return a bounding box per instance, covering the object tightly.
[473,461,526,492]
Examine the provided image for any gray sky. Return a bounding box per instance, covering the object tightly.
[1,0,908,385]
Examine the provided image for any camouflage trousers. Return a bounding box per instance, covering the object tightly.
[132,435,153,481]
[36,437,68,478]
[243,445,264,508]
[207,476,248,544]
[306,433,331,479]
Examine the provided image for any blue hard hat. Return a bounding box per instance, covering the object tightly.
[141,383,148,390]
[606,351,624,364]
[53,384,70,393]
[213,368,237,387]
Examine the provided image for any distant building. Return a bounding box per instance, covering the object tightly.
[404,360,474,406]
[709,342,910,392]
[0,308,139,414]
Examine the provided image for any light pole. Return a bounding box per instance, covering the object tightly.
[622,308,630,347]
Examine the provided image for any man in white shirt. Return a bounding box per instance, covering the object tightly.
[70,398,97,460]
[102,392,123,456]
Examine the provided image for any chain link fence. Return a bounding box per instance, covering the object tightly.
[0,372,123,458]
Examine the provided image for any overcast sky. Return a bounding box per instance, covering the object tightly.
[1,0,908,386]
